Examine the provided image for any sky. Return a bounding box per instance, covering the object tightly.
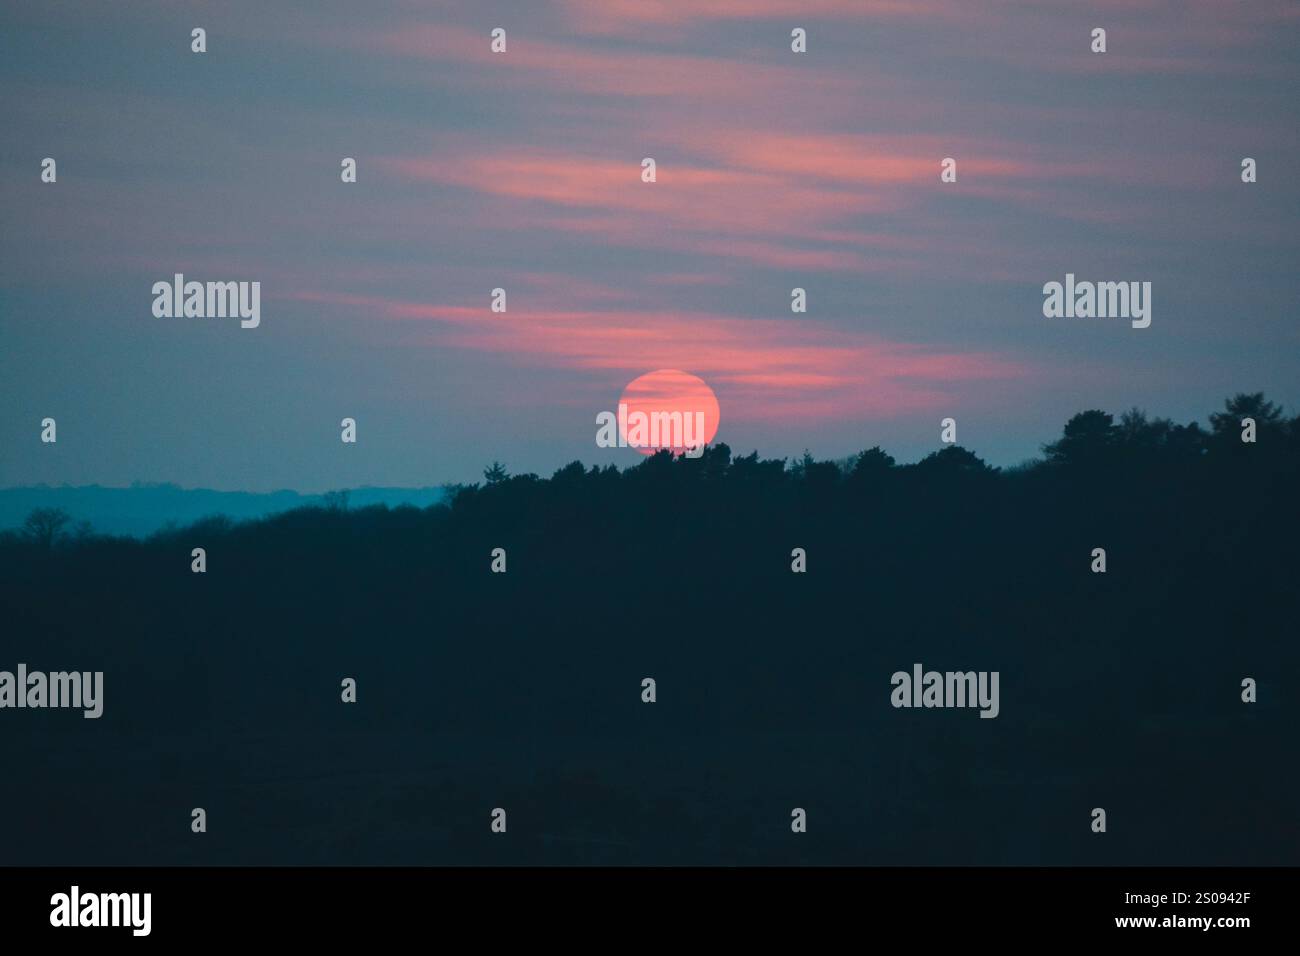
[2,0,1298,492]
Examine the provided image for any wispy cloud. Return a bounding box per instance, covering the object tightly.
[288,291,1031,422]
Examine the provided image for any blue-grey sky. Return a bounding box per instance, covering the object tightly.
[2,0,1298,492]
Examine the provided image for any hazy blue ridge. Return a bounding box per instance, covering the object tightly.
[0,483,449,538]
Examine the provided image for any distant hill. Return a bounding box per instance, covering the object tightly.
[0,483,449,538]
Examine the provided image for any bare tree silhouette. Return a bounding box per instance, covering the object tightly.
[22,507,71,549]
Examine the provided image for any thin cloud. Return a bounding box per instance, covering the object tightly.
[288,290,1032,423]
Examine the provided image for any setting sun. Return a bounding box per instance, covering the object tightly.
[617,369,721,455]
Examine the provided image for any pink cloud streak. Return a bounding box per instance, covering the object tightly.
[288,290,1032,423]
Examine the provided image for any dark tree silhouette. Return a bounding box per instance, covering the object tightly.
[1209,392,1284,438]
[1043,409,1117,465]
[1,394,1296,867]
[913,445,995,476]
[22,507,71,548]
[852,446,895,475]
